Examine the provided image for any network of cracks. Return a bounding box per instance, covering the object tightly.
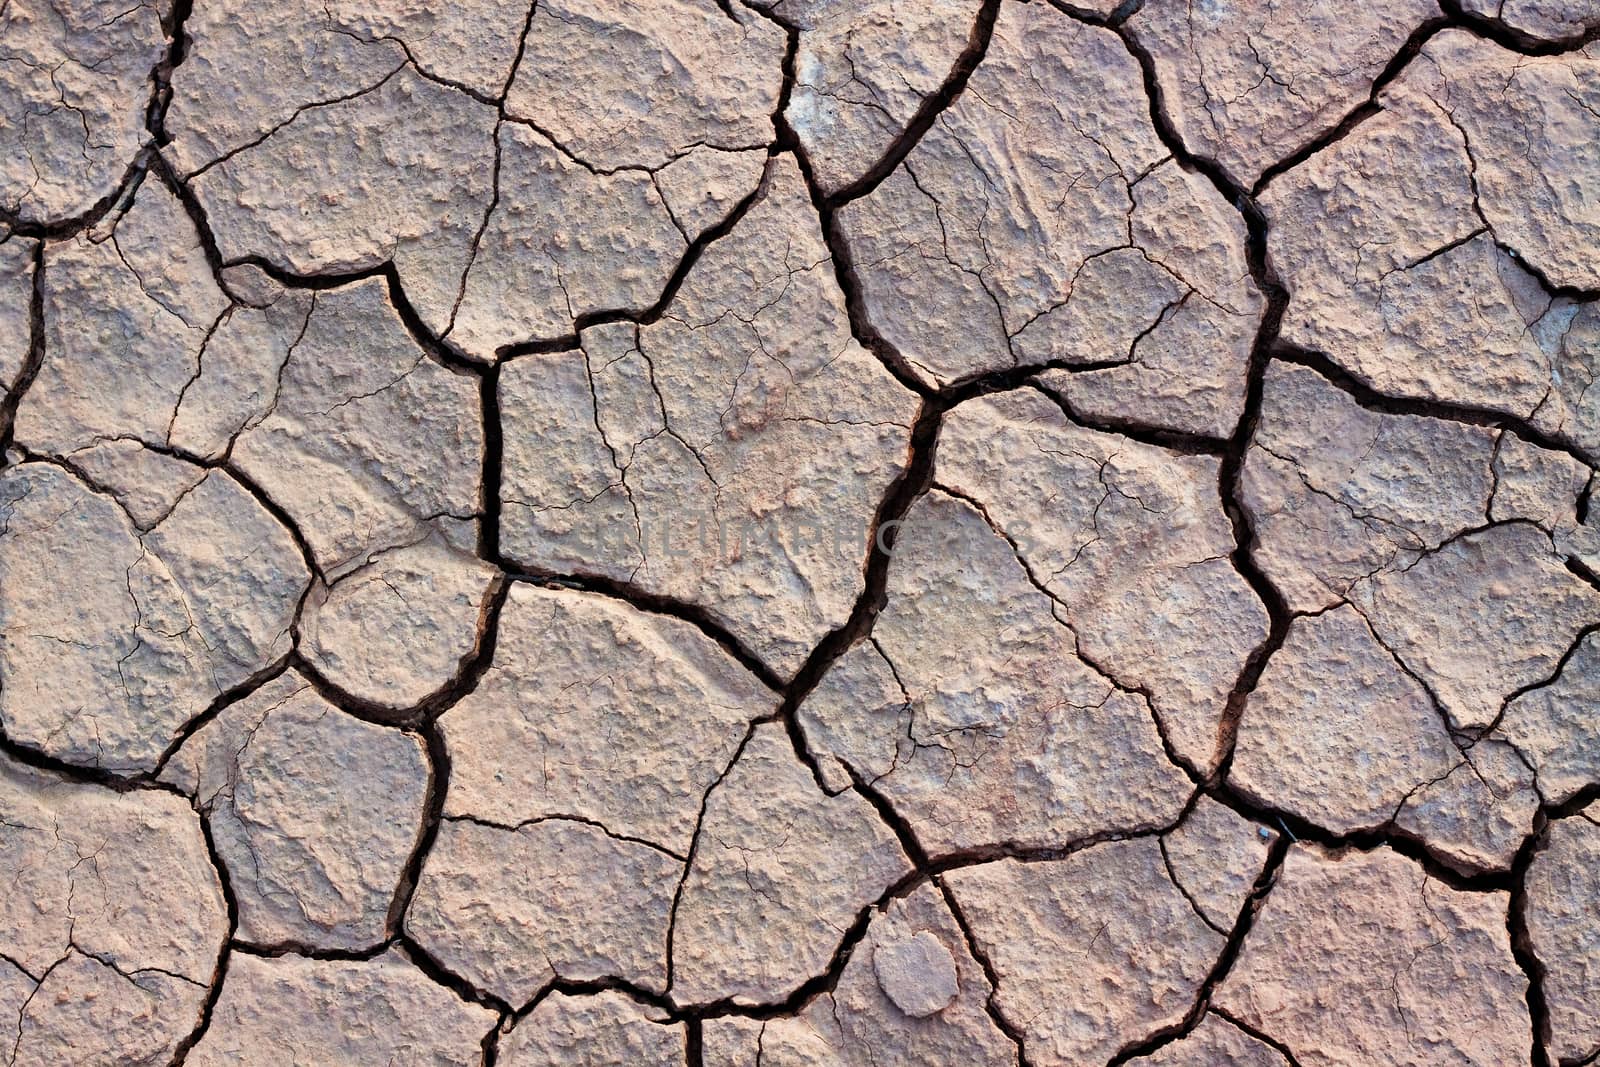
[2,0,1600,1063]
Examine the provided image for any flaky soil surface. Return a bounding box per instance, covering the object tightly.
[2,0,1600,1064]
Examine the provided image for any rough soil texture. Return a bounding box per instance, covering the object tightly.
[1,1,1598,1064]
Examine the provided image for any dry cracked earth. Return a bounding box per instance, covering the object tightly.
[2,0,1600,1064]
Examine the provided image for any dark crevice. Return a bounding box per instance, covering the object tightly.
[820,0,1003,207]
[395,935,514,1017]
[1107,832,1290,1064]
[937,878,1033,1067]
[385,720,450,941]
[167,788,241,1066]
[664,719,761,996]
[492,156,778,361]
[1084,4,1298,786]
[839,758,928,867]
[0,0,189,241]
[1509,815,1556,1067]
[498,569,783,693]
[1202,776,1533,892]
[212,253,484,378]
[285,572,510,729]
[0,145,154,243]
[1480,621,1600,748]
[445,810,685,863]
[684,1016,704,1067]
[1436,0,1600,54]
[1026,380,1229,456]
[1092,8,1254,209]
[1210,1007,1306,1066]
[144,0,194,146]
[1208,307,1293,785]
[1493,234,1600,305]
[770,397,941,785]
[1273,343,1597,469]
[1161,835,1231,937]
[809,199,939,399]
[0,240,46,457]
[1037,0,1117,28]
[739,1,938,398]
[955,353,1140,390]
[1108,0,1147,22]
[1565,555,1600,597]
[0,718,187,797]
[146,654,298,781]
[533,982,701,1035]
[478,359,505,561]
[509,975,677,1026]
[1251,17,1451,194]
[480,1014,505,1067]
[149,154,492,387]
[667,875,913,1023]
[500,1,539,102]
[1545,781,1600,823]
[203,452,326,582]
[228,939,393,964]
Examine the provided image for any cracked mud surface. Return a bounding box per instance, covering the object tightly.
[2,0,1599,1063]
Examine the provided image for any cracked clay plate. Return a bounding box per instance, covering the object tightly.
[2,0,1599,1063]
